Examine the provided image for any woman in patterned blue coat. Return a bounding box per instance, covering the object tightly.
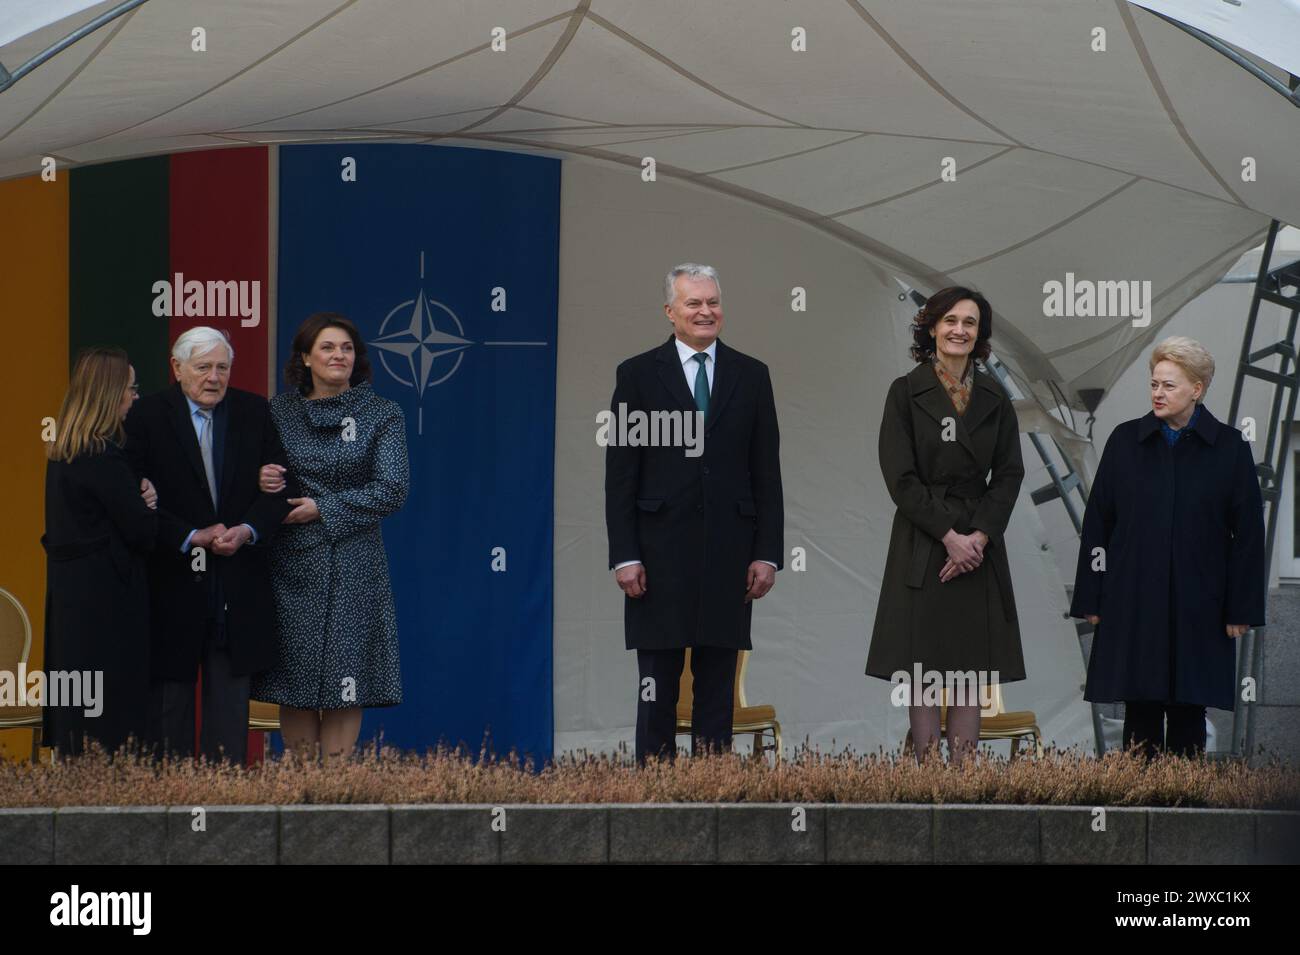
[252,313,409,759]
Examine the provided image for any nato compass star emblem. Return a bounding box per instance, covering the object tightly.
[371,252,547,434]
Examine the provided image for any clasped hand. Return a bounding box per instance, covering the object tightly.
[190,523,250,556]
[939,529,987,583]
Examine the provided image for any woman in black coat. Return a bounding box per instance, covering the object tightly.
[867,287,1026,764]
[42,348,157,757]
[1070,336,1266,758]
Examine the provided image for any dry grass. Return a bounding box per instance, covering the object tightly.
[1,740,1297,809]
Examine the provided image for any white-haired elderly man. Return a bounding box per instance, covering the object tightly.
[124,326,290,764]
[605,264,784,765]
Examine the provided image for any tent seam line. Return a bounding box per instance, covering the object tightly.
[1116,0,1245,207]
[0,5,138,144]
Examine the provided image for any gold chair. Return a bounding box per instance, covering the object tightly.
[903,683,1043,759]
[247,700,281,763]
[675,649,782,762]
[249,700,281,733]
[0,587,43,762]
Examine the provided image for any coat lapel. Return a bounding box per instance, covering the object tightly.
[655,335,740,426]
[215,396,235,507]
[1190,404,1222,445]
[909,361,974,459]
[908,360,999,460]
[655,335,700,415]
[706,339,741,428]
[964,371,1001,434]
[166,384,210,489]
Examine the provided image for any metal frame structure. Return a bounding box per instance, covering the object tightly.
[1227,219,1300,759]
[0,0,151,95]
[1147,9,1300,109]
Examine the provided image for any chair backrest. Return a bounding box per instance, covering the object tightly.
[0,587,33,673]
[941,681,1003,718]
[678,648,749,712]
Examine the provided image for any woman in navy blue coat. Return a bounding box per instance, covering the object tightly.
[1070,337,1266,758]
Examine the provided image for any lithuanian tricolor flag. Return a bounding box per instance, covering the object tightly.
[0,147,275,761]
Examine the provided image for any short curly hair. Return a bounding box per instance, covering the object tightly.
[283,312,373,396]
[1149,336,1214,404]
[909,286,993,365]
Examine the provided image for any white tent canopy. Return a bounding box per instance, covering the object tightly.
[1,0,1298,411]
[1132,0,1300,77]
[3,1,1297,756]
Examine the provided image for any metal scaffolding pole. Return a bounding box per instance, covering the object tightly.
[0,0,152,95]
[1227,220,1300,760]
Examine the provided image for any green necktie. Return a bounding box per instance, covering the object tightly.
[692,352,709,417]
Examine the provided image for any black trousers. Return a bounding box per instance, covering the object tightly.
[636,646,737,765]
[1123,700,1206,759]
[148,617,249,765]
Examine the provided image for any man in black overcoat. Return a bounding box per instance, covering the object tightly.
[124,327,289,764]
[605,264,784,765]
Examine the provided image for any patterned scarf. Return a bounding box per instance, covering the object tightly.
[931,354,974,415]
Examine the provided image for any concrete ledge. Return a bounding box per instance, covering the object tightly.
[935,805,1039,864]
[1148,808,1256,864]
[718,805,824,863]
[166,806,278,865]
[279,805,389,865]
[827,806,932,863]
[609,804,716,863]
[0,808,54,864]
[391,805,498,864]
[8,804,1295,863]
[1040,807,1147,865]
[499,805,608,864]
[55,807,167,865]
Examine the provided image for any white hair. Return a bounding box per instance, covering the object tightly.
[171,326,234,364]
[664,263,721,306]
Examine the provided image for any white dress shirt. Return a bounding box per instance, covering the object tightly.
[676,336,716,394]
[179,394,257,552]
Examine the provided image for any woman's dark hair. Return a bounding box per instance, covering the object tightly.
[909,286,993,364]
[284,312,373,395]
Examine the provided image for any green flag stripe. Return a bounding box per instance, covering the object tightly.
[69,157,170,393]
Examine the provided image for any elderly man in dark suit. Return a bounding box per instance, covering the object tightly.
[124,326,289,764]
[605,263,784,765]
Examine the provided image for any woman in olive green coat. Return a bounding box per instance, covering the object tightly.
[866,287,1026,763]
